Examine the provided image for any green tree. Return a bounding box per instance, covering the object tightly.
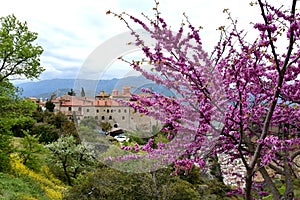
[0,80,36,172]
[18,130,44,171]
[100,121,112,132]
[0,14,44,172]
[31,123,59,144]
[64,164,136,200]
[61,120,79,139]
[67,89,75,96]
[64,165,203,200]
[30,110,79,143]
[45,101,55,112]
[45,136,96,186]
[0,14,44,81]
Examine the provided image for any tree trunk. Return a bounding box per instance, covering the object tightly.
[63,161,72,186]
[245,169,253,200]
[282,154,294,200]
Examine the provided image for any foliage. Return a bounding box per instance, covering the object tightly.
[0,132,12,173]
[45,136,96,186]
[108,1,300,199]
[64,165,204,200]
[30,110,79,143]
[0,14,44,81]
[0,80,36,172]
[77,124,109,145]
[60,120,78,138]
[18,131,44,171]
[80,117,99,130]
[128,133,146,145]
[78,125,97,142]
[67,89,75,96]
[100,121,112,132]
[0,172,46,200]
[262,179,300,199]
[11,116,35,137]
[31,123,60,144]
[45,101,55,112]
[9,153,66,200]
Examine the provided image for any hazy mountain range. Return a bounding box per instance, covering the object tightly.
[15,76,175,99]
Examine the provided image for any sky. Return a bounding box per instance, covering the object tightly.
[0,0,288,84]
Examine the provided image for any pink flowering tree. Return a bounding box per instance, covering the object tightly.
[107,0,300,199]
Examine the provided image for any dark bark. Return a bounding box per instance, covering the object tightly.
[282,153,294,199]
[259,166,281,200]
[245,169,253,200]
[62,158,72,186]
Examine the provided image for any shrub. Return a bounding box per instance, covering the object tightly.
[10,153,66,199]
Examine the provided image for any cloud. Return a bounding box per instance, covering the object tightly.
[1,0,291,83]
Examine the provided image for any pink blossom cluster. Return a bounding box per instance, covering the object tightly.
[108,1,300,199]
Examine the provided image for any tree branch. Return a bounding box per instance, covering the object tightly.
[259,166,281,199]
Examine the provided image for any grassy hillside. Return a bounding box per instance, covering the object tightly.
[0,172,49,200]
[0,137,67,200]
[0,154,66,200]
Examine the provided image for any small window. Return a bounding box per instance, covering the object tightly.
[124,109,127,113]
[122,116,125,120]
[95,116,98,119]
[101,116,105,120]
[96,109,99,113]
[109,116,112,120]
[78,107,82,111]
[118,109,121,113]
[107,109,110,113]
[87,109,90,112]
[111,109,113,113]
[68,107,72,111]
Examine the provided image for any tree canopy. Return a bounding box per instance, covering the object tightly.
[0,80,37,172]
[0,14,44,81]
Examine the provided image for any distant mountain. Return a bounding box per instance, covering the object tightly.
[15,76,175,99]
[16,79,75,99]
[133,83,176,97]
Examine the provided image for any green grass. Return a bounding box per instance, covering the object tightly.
[0,172,50,200]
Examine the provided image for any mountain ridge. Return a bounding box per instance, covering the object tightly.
[15,76,175,99]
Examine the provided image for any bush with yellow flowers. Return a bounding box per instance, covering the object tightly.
[10,153,66,199]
